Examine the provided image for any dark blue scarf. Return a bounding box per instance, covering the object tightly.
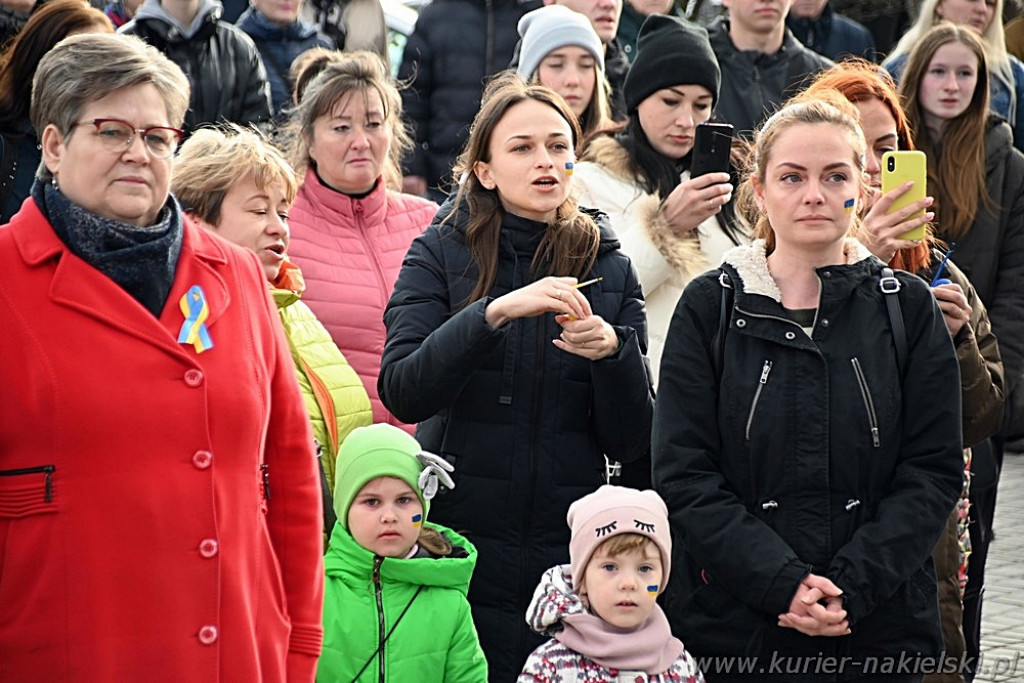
[33,179,183,318]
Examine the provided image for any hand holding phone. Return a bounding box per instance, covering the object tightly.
[690,122,734,178]
[881,151,928,241]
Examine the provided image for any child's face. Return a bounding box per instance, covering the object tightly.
[347,476,423,558]
[581,544,663,629]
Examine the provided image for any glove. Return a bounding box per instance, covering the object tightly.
[416,451,455,499]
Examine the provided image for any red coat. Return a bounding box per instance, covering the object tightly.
[287,171,436,432]
[0,200,324,681]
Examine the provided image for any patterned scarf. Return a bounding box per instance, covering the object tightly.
[33,179,182,318]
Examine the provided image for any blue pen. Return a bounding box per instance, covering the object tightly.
[930,242,957,287]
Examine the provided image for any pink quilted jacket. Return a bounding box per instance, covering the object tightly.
[287,170,437,432]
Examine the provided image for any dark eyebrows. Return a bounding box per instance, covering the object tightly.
[773,161,853,172]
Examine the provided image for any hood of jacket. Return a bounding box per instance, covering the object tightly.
[433,192,622,258]
[324,520,477,594]
[722,237,877,303]
[985,115,1015,174]
[132,0,221,40]
[236,7,319,41]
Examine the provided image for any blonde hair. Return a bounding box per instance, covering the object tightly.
[889,0,1014,106]
[172,125,298,226]
[282,50,410,190]
[736,98,868,253]
[576,533,657,596]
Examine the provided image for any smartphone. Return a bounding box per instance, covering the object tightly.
[690,122,734,178]
[881,150,927,241]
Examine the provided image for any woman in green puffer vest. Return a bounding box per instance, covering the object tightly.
[319,423,487,682]
[172,125,372,540]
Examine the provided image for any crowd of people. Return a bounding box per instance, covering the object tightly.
[1,0,1022,682]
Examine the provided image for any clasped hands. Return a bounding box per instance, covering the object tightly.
[777,573,851,637]
[483,276,619,360]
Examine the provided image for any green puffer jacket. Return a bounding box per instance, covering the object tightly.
[318,522,488,682]
[274,284,372,494]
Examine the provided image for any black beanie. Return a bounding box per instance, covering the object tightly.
[623,14,721,113]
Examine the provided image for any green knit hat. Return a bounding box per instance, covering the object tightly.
[333,424,454,529]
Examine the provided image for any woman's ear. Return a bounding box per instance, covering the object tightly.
[40,124,65,179]
[473,161,495,190]
[751,176,765,212]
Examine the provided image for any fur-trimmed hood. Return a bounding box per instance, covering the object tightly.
[722,237,876,302]
[582,135,644,186]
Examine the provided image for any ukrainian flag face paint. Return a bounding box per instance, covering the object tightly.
[412,513,423,528]
[565,162,574,176]
[647,585,659,595]
[844,198,856,213]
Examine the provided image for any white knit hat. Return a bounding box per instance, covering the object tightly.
[516,5,605,81]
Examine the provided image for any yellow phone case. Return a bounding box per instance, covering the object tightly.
[881,150,927,241]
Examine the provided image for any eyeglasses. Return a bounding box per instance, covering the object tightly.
[73,118,184,159]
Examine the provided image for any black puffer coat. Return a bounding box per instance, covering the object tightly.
[120,2,272,131]
[653,240,963,681]
[397,0,540,193]
[379,201,654,681]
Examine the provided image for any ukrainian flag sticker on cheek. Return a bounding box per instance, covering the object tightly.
[565,162,574,176]
[844,198,856,213]
[412,513,423,528]
[647,585,659,595]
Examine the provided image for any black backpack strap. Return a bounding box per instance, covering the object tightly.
[711,270,734,381]
[879,267,908,377]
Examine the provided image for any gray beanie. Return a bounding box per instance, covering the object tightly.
[623,14,720,112]
[516,5,605,81]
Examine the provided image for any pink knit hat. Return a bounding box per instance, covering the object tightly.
[567,485,672,591]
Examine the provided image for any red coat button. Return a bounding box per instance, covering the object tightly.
[198,625,218,645]
[184,369,204,387]
[198,539,219,558]
[192,451,212,469]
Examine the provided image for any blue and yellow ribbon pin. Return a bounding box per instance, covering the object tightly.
[177,285,214,353]
[412,513,423,528]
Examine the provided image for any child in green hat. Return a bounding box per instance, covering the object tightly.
[317,424,487,682]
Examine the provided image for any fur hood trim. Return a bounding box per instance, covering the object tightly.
[723,238,874,302]
[583,135,708,279]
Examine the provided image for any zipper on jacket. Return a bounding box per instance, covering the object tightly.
[373,556,386,683]
[745,361,772,441]
[734,306,805,331]
[0,464,56,502]
[850,358,881,448]
[260,463,271,501]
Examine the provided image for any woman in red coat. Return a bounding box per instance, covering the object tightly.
[0,34,324,681]
[284,51,437,433]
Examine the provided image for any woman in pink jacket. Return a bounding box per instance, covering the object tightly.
[285,50,437,432]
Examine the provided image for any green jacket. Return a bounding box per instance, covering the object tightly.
[317,522,488,682]
[274,286,372,495]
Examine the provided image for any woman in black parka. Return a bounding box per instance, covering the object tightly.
[653,99,964,682]
[379,75,654,681]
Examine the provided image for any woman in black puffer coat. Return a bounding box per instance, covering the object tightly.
[379,76,654,682]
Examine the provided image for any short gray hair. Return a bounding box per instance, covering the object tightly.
[32,33,190,181]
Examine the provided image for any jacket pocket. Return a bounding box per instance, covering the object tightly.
[0,465,57,516]
[850,358,881,448]
[0,465,59,601]
[745,360,773,442]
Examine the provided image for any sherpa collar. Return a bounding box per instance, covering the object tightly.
[721,237,875,302]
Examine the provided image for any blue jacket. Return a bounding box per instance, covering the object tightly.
[379,200,654,680]
[786,3,876,62]
[236,9,334,115]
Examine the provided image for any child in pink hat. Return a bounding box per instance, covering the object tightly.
[519,485,704,682]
